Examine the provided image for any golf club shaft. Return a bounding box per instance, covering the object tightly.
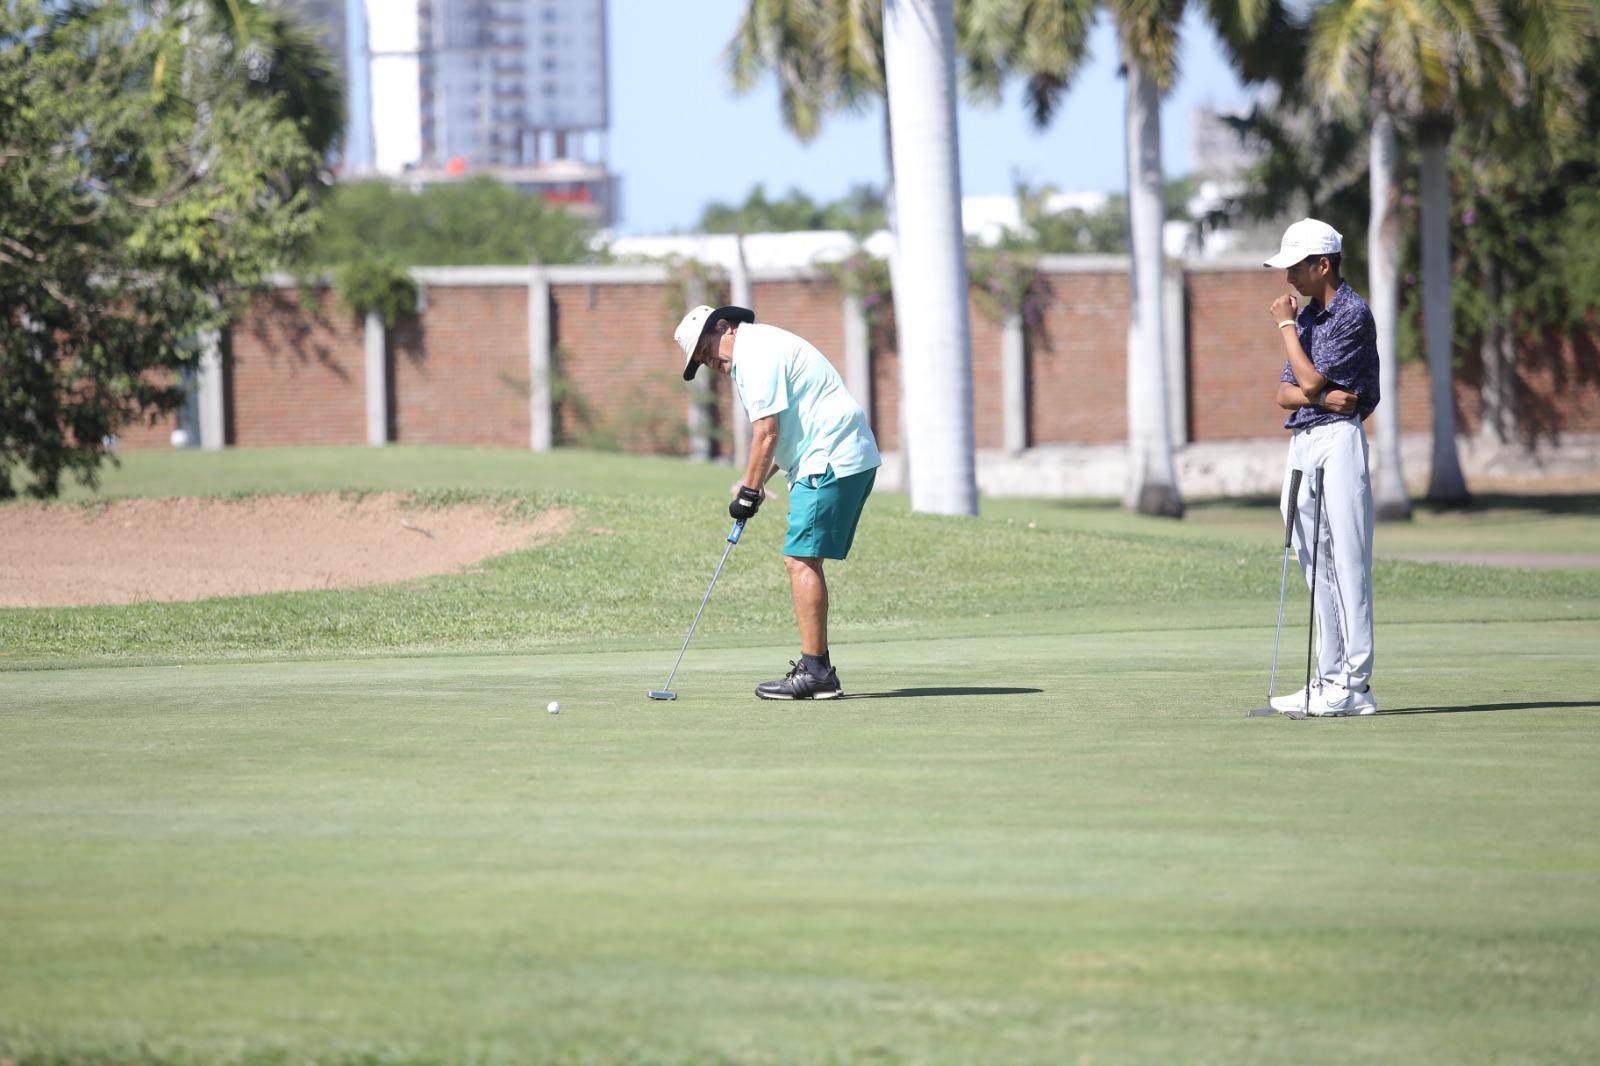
[656,519,745,694]
[1267,551,1292,698]
[1304,467,1325,708]
[1267,468,1304,699]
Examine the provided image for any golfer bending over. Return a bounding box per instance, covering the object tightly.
[675,305,881,700]
[1263,219,1381,717]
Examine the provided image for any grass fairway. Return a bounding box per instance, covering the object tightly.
[3,447,1599,1064]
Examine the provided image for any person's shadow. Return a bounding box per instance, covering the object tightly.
[1380,700,1596,716]
[843,687,1043,700]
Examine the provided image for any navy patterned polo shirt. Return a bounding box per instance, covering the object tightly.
[1279,280,1381,430]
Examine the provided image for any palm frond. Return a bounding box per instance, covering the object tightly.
[1110,0,1186,91]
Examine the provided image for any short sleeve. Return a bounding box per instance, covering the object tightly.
[1312,304,1376,384]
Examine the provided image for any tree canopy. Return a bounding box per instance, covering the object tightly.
[1,0,325,498]
[299,178,600,270]
[696,183,888,236]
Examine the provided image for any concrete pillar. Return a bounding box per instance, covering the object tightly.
[688,375,714,461]
[843,292,872,425]
[176,366,200,446]
[196,330,226,451]
[364,311,388,446]
[1001,310,1026,454]
[730,236,753,471]
[684,277,713,462]
[529,270,553,451]
[1163,267,1188,447]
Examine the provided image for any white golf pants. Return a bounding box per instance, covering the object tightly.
[1281,419,1375,692]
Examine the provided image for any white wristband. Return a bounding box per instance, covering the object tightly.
[1277,319,1295,330]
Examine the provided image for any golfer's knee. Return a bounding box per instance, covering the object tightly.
[784,555,823,576]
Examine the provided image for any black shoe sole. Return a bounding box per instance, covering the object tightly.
[754,689,844,700]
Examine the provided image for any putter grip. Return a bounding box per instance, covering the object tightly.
[1283,469,1303,548]
[728,518,745,544]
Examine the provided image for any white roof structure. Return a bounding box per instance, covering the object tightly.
[607,230,895,273]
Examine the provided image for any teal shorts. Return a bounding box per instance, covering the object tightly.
[785,466,876,560]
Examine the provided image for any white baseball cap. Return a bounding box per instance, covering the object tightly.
[674,304,755,380]
[1264,218,1343,268]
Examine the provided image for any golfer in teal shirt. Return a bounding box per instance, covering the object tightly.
[675,305,880,700]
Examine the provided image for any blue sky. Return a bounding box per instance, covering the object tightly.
[607,1,1263,235]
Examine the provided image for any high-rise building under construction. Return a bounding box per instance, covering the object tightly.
[291,0,615,224]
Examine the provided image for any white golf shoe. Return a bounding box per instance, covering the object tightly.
[1308,682,1378,717]
[1269,685,1315,716]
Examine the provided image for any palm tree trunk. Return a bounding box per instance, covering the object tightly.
[1367,105,1411,520]
[1419,132,1470,503]
[1122,57,1183,518]
[882,105,911,484]
[1479,261,1518,447]
[882,0,977,515]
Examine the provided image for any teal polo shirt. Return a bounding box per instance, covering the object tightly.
[730,324,881,487]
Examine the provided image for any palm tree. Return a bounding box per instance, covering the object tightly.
[149,0,344,159]
[1116,4,1184,517]
[1311,0,1526,507]
[729,0,980,513]
[974,0,1290,517]
[882,0,978,514]
[728,0,907,475]
[1303,6,1416,518]
[1455,3,1598,451]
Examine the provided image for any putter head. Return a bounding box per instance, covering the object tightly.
[647,690,677,701]
[1247,706,1307,720]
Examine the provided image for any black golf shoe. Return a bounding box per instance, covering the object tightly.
[755,661,843,700]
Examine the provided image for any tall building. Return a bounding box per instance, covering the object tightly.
[417,0,606,167]
[298,0,615,224]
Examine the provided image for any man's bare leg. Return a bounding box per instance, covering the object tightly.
[754,555,842,699]
[784,555,828,656]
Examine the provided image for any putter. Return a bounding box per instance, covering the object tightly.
[1247,468,1303,717]
[1283,466,1326,721]
[648,518,745,701]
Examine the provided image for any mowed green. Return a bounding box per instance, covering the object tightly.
[2,447,1598,1065]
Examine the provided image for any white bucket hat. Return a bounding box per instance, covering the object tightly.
[674,304,755,380]
[1264,218,1343,268]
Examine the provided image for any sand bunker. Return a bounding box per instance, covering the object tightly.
[0,493,574,607]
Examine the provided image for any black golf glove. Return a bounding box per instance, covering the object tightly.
[729,485,763,521]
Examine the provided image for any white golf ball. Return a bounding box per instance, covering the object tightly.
[547,701,561,714]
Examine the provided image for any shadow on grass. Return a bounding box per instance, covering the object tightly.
[1381,699,1598,715]
[1438,493,1600,517]
[844,687,1044,700]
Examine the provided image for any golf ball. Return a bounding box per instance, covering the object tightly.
[547,701,561,714]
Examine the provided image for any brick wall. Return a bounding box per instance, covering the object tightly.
[227,288,366,446]
[391,286,528,446]
[551,280,686,453]
[114,368,181,449]
[1029,271,1129,444]
[1519,331,1600,435]
[1187,270,1285,441]
[114,266,1598,456]
[870,307,902,451]
[968,297,1006,449]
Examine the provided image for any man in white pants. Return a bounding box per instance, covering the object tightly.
[1263,219,1380,717]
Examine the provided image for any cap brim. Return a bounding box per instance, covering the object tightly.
[1263,250,1301,268]
[681,306,755,381]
